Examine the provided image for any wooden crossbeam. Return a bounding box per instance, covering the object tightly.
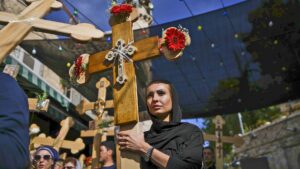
[32,134,85,154]
[81,128,114,137]
[88,36,160,74]
[53,117,73,150]
[203,133,244,148]
[32,117,85,154]
[0,0,104,64]
[76,99,114,115]
[76,77,113,115]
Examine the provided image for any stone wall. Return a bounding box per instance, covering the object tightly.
[236,111,300,169]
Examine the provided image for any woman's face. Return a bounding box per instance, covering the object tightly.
[146,83,172,121]
[34,150,53,169]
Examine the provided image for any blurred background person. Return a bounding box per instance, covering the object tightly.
[99,141,116,169]
[203,146,216,169]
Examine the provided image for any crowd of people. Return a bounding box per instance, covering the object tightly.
[0,72,215,169]
[30,142,116,169]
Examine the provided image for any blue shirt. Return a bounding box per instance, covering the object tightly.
[101,164,116,169]
[0,73,29,169]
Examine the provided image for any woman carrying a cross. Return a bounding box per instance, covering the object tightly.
[118,80,204,169]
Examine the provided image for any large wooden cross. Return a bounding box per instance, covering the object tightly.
[0,0,104,64]
[32,116,85,154]
[82,7,167,169]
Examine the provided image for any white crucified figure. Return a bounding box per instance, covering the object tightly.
[105,39,137,85]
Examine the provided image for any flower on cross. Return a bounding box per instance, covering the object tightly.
[110,4,133,16]
[160,25,191,60]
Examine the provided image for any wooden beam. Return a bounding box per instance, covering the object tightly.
[0,11,104,41]
[32,135,85,154]
[31,117,85,154]
[32,19,103,40]
[0,0,104,63]
[203,133,244,147]
[77,99,114,115]
[81,128,114,137]
[0,0,55,63]
[88,36,160,74]
[53,117,74,150]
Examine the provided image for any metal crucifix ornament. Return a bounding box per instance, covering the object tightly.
[105,39,137,85]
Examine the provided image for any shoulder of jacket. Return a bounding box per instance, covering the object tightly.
[181,122,201,130]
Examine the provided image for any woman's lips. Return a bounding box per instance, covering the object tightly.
[152,105,161,109]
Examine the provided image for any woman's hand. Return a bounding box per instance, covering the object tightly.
[118,130,170,169]
[117,130,151,155]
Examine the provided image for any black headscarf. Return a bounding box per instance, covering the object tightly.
[142,80,203,169]
[147,80,182,132]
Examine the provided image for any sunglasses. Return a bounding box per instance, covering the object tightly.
[34,155,52,161]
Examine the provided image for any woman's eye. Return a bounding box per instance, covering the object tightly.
[147,92,153,98]
[157,90,165,96]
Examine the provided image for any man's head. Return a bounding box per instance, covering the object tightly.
[99,141,115,165]
[203,146,215,163]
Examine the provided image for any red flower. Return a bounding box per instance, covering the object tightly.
[111,4,133,15]
[164,28,186,52]
[74,56,83,77]
[85,156,92,166]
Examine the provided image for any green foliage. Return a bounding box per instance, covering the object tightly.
[244,0,300,85]
[241,106,281,132]
[98,119,113,129]
[36,92,48,102]
[219,78,240,92]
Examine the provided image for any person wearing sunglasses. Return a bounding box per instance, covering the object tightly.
[34,146,59,169]
[63,157,82,169]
